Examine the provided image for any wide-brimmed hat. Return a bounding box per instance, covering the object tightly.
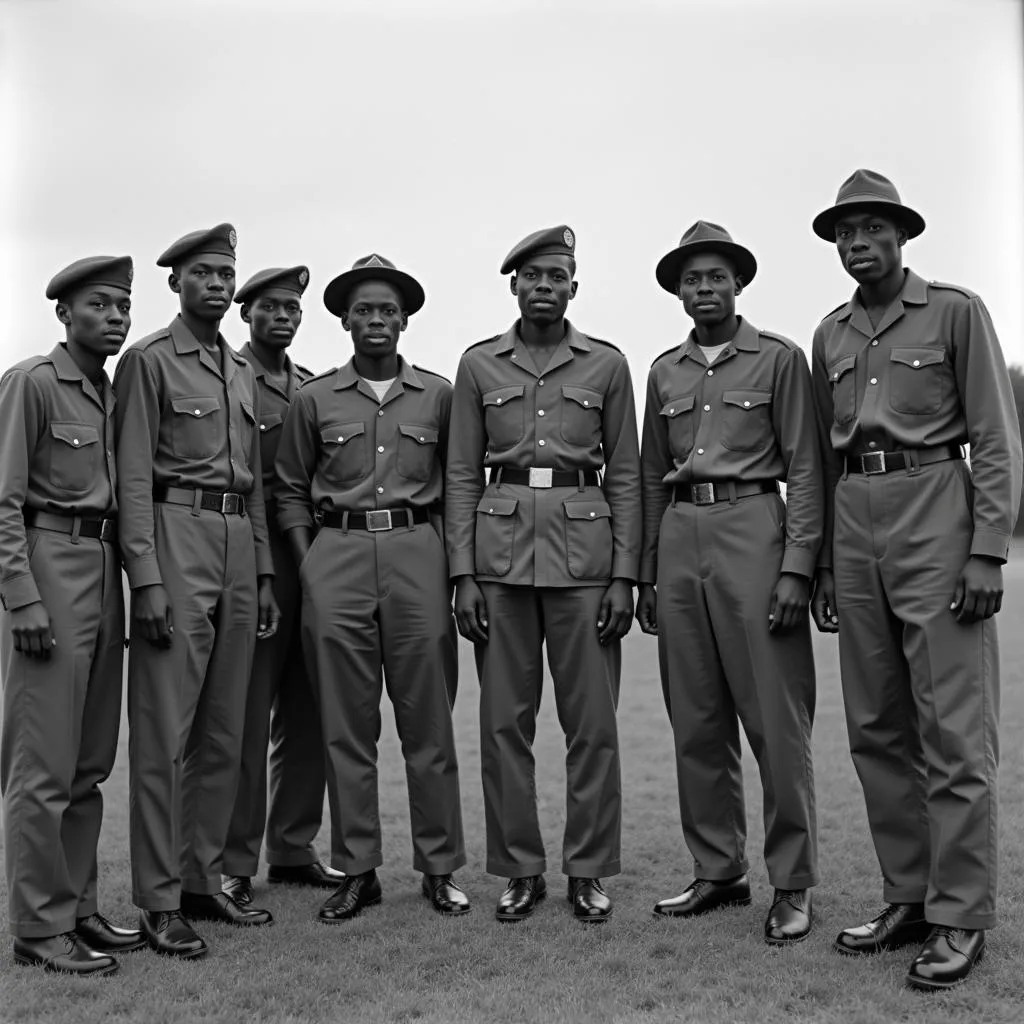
[323,254,425,317]
[655,221,757,294]
[812,169,925,241]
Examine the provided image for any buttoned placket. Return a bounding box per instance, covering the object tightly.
[845,298,908,432]
[81,373,118,510]
[368,380,405,508]
[682,343,737,464]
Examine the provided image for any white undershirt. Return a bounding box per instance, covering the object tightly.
[361,377,396,402]
[697,342,729,365]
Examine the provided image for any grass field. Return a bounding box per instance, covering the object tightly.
[3,562,1024,1024]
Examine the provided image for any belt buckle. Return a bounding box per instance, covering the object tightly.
[220,493,242,515]
[690,482,716,505]
[99,519,117,542]
[860,451,887,475]
[528,467,553,488]
[366,509,393,532]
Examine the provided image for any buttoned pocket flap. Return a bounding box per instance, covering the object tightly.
[562,385,604,410]
[241,400,256,423]
[482,385,526,408]
[399,423,439,445]
[828,355,857,382]
[723,389,772,410]
[171,395,220,419]
[890,347,944,370]
[321,422,365,446]
[260,412,284,432]
[476,497,518,517]
[564,500,612,521]
[50,423,99,447]
[659,395,695,418]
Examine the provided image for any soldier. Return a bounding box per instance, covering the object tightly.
[446,225,641,922]
[275,254,467,923]
[114,224,279,959]
[221,266,342,907]
[1,256,141,977]
[809,170,1022,990]
[636,222,822,944]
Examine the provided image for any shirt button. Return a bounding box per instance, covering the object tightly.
[377,486,384,494]
[589,512,596,518]
[703,404,710,412]
[697,448,704,455]
[538,439,546,446]
[583,400,589,406]
[511,354,518,360]
[868,441,877,448]
[337,435,344,442]
[260,424,266,431]
[194,409,201,416]
[73,438,80,446]
[669,408,675,414]
[743,401,750,407]
[377,445,384,453]
[378,409,384,417]
[538,379,544,386]
[707,370,714,377]
[913,359,921,367]
[871,340,878,347]
[496,398,503,405]
[870,377,878,385]
[419,436,425,442]
[538,409,545,416]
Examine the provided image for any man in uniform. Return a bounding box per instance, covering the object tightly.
[1,256,142,976]
[221,265,342,907]
[114,223,279,959]
[636,222,822,944]
[275,254,467,923]
[809,170,1022,989]
[446,225,640,922]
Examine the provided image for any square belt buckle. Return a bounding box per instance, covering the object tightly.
[528,467,553,488]
[690,482,716,505]
[860,451,887,475]
[220,493,244,515]
[366,509,393,531]
[99,519,117,542]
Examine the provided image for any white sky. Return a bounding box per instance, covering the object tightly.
[2,0,1022,390]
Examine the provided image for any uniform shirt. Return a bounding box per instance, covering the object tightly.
[640,318,823,584]
[0,343,117,610]
[238,342,312,516]
[810,269,1023,567]
[445,320,641,587]
[113,316,272,588]
[275,356,450,530]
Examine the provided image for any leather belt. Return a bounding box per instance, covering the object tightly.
[319,507,430,532]
[24,509,117,541]
[672,480,779,506]
[154,485,247,515]
[490,468,601,489]
[845,444,963,476]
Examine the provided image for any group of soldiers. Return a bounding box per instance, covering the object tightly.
[1,169,1020,995]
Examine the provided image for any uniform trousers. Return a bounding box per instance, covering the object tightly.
[300,521,464,876]
[1,528,123,937]
[656,492,818,889]
[128,502,257,910]
[223,527,329,876]
[833,459,999,929]
[476,583,622,879]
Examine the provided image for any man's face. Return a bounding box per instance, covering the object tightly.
[341,281,406,360]
[834,209,906,284]
[511,254,577,326]
[171,253,237,321]
[242,287,302,350]
[677,253,741,327]
[57,286,132,357]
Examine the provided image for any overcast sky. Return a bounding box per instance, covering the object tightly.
[2,0,1021,388]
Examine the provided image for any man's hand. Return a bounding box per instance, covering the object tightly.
[134,584,174,647]
[810,569,839,634]
[769,572,810,634]
[951,555,1004,623]
[10,600,55,659]
[257,577,281,640]
[454,577,488,644]
[598,579,634,645]
[635,583,658,635]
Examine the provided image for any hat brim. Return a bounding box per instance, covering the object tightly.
[812,200,925,241]
[323,268,425,317]
[655,241,757,294]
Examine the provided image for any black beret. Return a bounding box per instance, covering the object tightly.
[235,266,310,305]
[323,254,425,317]
[45,255,134,300]
[157,222,237,267]
[500,224,576,275]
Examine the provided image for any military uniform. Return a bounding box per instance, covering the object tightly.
[114,227,273,913]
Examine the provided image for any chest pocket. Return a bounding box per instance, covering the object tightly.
[888,347,949,416]
[827,355,858,426]
[721,389,773,452]
[170,395,221,459]
[48,422,101,494]
[659,395,696,460]
[258,412,284,468]
[560,385,604,448]
[482,385,526,451]
[238,400,256,456]
[320,421,367,486]
[397,423,439,482]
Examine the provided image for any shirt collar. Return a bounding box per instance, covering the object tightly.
[240,340,294,380]
[493,319,592,355]
[48,343,112,409]
[836,267,929,322]
[169,315,243,365]
[332,355,422,391]
[675,317,759,361]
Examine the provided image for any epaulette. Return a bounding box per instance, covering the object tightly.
[584,335,623,354]
[464,334,502,351]
[302,367,337,386]
[133,327,173,351]
[758,329,798,350]
[818,301,847,323]
[928,280,978,300]
[413,365,453,385]
[294,362,313,379]
[11,354,52,375]
[650,344,681,367]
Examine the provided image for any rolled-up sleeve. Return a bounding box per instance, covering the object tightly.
[444,356,487,578]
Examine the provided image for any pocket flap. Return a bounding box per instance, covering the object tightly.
[260,412,284,432]
[828,355,857,382]
[890,347,945,370]
[241,400,256,423]
[476,496,518,517]
[482,385,526,408]
[399,423,439,445]
[50,422,99,448]
[562,385,603,410]
[563,500,612,521]
[321,421,366,445]
[723,389,772,410]
[659,395,695,418]
[171,395,220,419]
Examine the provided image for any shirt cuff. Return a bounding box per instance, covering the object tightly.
[638,560,658,585]
[255,545,275,578]
[970,528,1011,563]
[780,545,816,579]
[448,549,476,578]
[611,554,638,582]
[126,554,163,589]
[276,507,314,532]
[1,573,42,611]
